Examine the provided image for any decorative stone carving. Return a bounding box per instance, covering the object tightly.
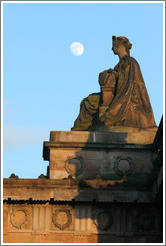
[99,70,117,108]
[94,210,113,231]
[65,156,84,177]
[52,208,72,230]
[71,36,156,131]
[38,174,47,179]
[136,210,155,232]
[9,173,19,179]
[10,208,28,229]
[114,157,134,176]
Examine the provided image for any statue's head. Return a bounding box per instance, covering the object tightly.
[112,36,132,55]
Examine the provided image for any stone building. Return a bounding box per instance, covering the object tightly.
[3,118,163,243]
[3,36,163,243]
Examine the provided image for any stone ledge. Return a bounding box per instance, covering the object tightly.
[49,130,157,145]
[3,178,78,188]
[3,178,154,203]
[43,130,157,161]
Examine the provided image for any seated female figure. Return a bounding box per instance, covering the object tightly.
[71,36,156,131]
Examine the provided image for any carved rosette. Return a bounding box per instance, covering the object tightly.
[114,157,134,176]
[52,208,72,230]
[65,156,84,177]
[10,208,28,229]
[93,210,113,231]
[136,209,155,232]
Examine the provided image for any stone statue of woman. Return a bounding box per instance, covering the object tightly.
[71,36,156,132]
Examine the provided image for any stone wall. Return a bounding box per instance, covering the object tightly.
[3,119,163,243]
[3,201,162,243]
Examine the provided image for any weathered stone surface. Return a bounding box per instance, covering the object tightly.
[71,36,156,131]
[3,118,163,243]
[3,179,79,201]
[3,119,163,243]
[49,129,157,145]
[3,32,163,243]
[43,130,157,184]
[3,202,163,243]
[3,177,155,203]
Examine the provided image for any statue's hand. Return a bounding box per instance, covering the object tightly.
[99,69,112,82]
[107,68,113,74]
[100,68,113,74]
[106,69,118,79]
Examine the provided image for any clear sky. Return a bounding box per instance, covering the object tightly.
[2,2,164,178]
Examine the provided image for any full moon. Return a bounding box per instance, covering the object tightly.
[70,42,84,56]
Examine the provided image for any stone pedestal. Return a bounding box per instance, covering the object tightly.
[101,86,114,106]
[43,130,157,184]
[99,84,115,117]
[3,121,163,243]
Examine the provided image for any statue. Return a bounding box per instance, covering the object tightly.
[71,36,156,132]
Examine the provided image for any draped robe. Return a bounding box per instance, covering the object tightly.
[71,55,156,131]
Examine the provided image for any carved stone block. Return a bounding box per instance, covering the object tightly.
[65,156,84,178]
[44,130,157,181]
[8,205,32,231]
[113,157,134,177]
[93,209,113,231]
[51,206,73,231]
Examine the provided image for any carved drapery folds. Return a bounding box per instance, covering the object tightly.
[71,36,156,131]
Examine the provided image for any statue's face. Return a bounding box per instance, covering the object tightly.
[112,42,126,55]
[112,43,119,55]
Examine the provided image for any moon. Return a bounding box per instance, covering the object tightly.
[70,42,84,56]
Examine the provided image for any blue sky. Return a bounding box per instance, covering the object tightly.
[3,2,164,178]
